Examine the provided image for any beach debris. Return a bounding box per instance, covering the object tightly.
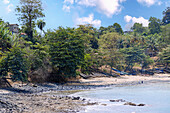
[86,102,98,105]
[101,104,107,106]
[124,102,137,106]
[124,102,145,106]
[110,99,126,102]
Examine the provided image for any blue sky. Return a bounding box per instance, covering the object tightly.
[0,0,169,31]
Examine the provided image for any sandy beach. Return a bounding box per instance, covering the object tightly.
[76,74,170,86]
[0,73,170,113]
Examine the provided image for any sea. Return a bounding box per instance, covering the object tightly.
[72,81,170,113]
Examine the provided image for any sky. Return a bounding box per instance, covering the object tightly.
[0,0,170,31]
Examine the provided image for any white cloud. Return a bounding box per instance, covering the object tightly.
[3,0,10,4]
[77,0,96,7]
[64,0,74,4]
[75,13,101,27]
[96,0,125,17]
[124,15,149,30]
[137,0,162,7]
[124,15,132,23]
[77,0,126,17]
[62,5,71,12]
[6,4,13,13]
[120,0,126,3]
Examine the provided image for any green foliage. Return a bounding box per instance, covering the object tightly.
[159,45,170,68]
[16,0,45,43]
[145,34,160,56]
[76,24,99,50]
[113,23,124,34]
[37,19,46,35]
[99,32,123,73]
[0,21,12,53]
[162,7,170,25]
[28,42,49,71]
[0,47,28,82]
[149,17,161,34]
[121,46,148,71]
[49,27,85,78]
[131,23,146,34]
[1,6,170,84]
[142,56,154,69]
[81,53,93,74]
[159,24,170,48]
[99,23,122,35]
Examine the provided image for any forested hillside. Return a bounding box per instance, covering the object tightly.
[0,0,169,83]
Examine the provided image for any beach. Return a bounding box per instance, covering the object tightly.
[0,73,170,113]
[76,74,170,86]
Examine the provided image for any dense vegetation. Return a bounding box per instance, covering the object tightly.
[0,0,169,83]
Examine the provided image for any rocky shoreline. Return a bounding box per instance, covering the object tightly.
[0,93,100,113]
[0,83,103,113]
[0,73,170,113]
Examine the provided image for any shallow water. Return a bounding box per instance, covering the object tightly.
[73,81,170,113]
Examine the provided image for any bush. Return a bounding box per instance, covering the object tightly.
[48,27,85,81]
[0,47,28,82]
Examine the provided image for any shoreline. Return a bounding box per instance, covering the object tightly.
[1,74,170,94]
[0,73,170,112]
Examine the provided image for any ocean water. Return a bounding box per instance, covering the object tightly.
[73,81,170,113]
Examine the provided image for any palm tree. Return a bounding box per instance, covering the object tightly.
[0,21,12,53]
[37,19,46,35]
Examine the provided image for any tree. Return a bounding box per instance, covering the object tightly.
[121,46,147,72]
[149,17,161,34]
[99,26,107,35]
[37,19,46,35]
[99,32,122,74]
[131,23,146,34]
[162,7,170,25]
[158,23,170,48]
[49,27,85,80]
[0,47,28,82]
[113,23,124,34]
[0,20,11,53]
[16,0,45,43]
[159,45,170,69]
[28,42,48,71]
[76,24,99,50]
[145,34,160,57]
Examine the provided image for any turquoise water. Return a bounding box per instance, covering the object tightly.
[73,82,170,113]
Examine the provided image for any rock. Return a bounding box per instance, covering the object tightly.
[86,102,98,105]
[72,97,80,100]
[101,104,107,106]
[124,102,137,106]
[110,99,126,102]
[33,84,37,87]
[138,104,145,106]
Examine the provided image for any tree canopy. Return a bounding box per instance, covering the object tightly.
[149,17,161,34]
[16,0,45,43]
[162,7,170,25]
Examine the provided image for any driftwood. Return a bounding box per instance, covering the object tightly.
[0,77,12,88]
[164,68,170,73]
[80,72,111,79]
